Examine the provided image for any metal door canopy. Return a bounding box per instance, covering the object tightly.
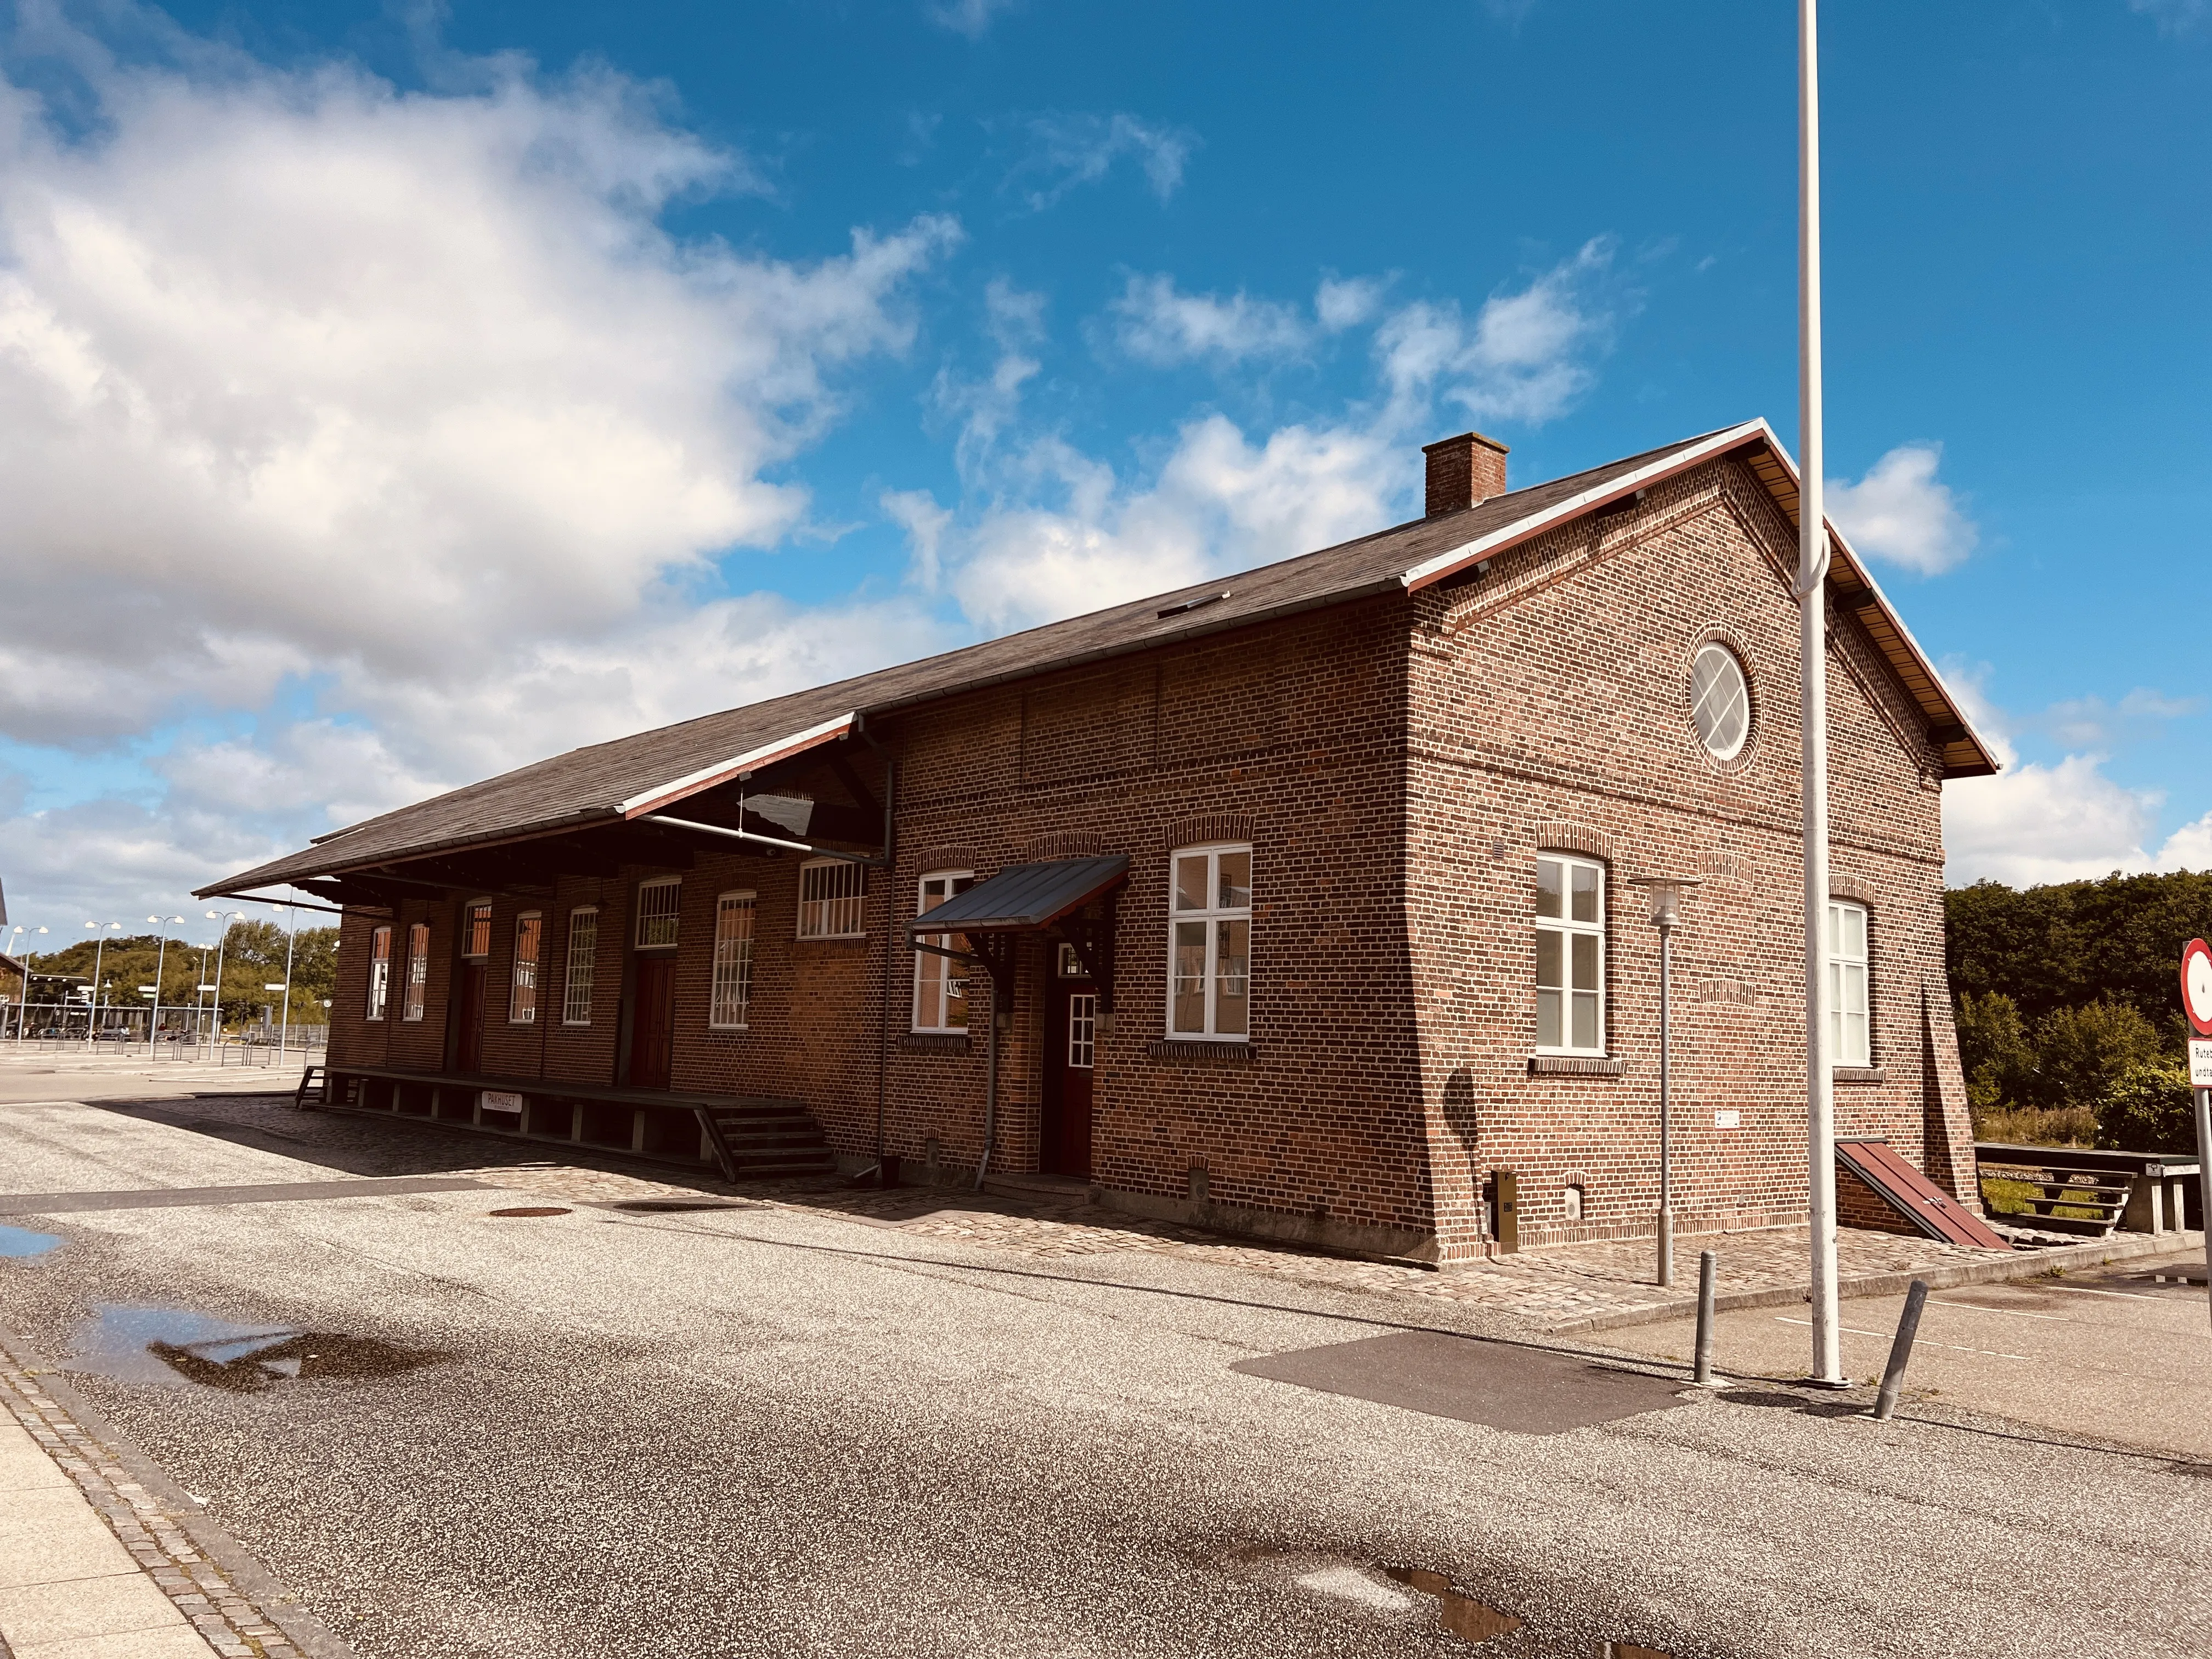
[901,856,1130,938]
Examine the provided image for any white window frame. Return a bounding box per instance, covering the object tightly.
[1827,900,1871,1067]
[1165,843,1252,1040]
[798,858,867,940]
[509,912,543,1024]
[365,926,392,1021]
[562,908,597,1026]
[1690,642,1751,761]
[710,892,757,1031]
[401,922,429,1023]
[1535,855,1606,1057]
[635,877,681,950]
[912,871,974,1034]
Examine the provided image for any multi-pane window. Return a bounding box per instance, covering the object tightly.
[1536,856,1605,1054]
[1167,844,1251,1039]
[799,859,867,939]
[366,926,392,1020]
[509,913,543,1023]
[462,902,493,958]
[635,878,681,949]
[402,923,429,1022]
[1691,644,1751,761]
[562,909,597,1026]
[711,893,757,1030]
[913,871,974,1032]
[1068,993,1097,1069]
[1827,900,1871,1066]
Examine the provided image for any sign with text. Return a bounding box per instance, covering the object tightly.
[479,1090,524,1115]
[2192,1041,2212,1090]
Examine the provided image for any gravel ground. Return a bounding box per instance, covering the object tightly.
[2,1090,2209,1658]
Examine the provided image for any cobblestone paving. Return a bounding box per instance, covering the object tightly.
[0,1343,310,1658]
[66,1090,2022,1329]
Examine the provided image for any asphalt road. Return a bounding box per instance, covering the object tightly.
[2,1080,2210,1659]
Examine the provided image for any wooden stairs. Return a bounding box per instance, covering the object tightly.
[694,1098,837,1181]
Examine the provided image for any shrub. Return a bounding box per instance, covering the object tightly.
[2032,999,2163,1111]
[1956,990,2036,1128]
[2096,1059,2197,1154]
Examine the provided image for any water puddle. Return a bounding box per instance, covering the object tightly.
[1381,1565,1523,1644]
[70,1304,444,1392]
[0,1223,64,1259]
[489,1206,572,1218]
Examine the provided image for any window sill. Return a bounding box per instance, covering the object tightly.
[1528,1055,1624,1077]
[901,1032,971,1054]
[795,934,869,946]
[1833,1066,1889,1085]
[1147,1039,1255,1064]
[707,1024,750,1035]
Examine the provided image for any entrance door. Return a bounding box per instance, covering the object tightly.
[455,962,487,1073]
[627,956,676,1089]
[1042,973,1097,1178]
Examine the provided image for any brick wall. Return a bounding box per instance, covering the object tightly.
[321,452,1979,1263]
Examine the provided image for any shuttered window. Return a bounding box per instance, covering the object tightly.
[562,909,597,1026]
[798,859,866,940]
[635,878,681,949]
[401,923,429,1022]
[509,913,543,1024]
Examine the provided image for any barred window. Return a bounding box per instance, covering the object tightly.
[401,923,429,1022]
[1167,844,1251,1039]
[710,893,757,1029]
[562,909,597,1026]
[1536,855,1605,1055]
[509,913,543,1024]
[798,859,866,939]
[366,926,392,1021]
[1827,900,1871,1066]
[635,878,681,949]
[462,902,493,959]
[913,871,974,1032]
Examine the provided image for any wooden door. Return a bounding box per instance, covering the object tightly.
[1042,978,1097,1178]
[455,962,487,1074]
[627,957,676,1089]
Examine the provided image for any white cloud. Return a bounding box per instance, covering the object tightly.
[1939,667,2212,884]
[1109,273,1311,366]
[1374,238,1620,425]
[0,30,958,751]
[2131,0,2207,36]
[1006,112,1196,210]
[1315,275,1386,331]
[1826,444,1977,575]
[928,0,1020,38]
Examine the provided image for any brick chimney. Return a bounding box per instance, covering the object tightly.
[1422,431,1510,517]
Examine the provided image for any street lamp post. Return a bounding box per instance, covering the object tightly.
[7,925,48,1043]
[1630,876,1700,1289]
[146,915,185,1054]
[205,910,246,1050]
[83,922,121,1048]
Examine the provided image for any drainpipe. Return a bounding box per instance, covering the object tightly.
[975,972,998,1192]
[873,759,898,1183]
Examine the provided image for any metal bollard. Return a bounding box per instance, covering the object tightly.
[1871,1278,1929,1421]
[1693,1250,1718,1385]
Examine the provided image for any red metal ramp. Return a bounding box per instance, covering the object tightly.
[1837,1138,2012,1250]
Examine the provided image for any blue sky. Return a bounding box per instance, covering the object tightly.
[1,0,2208,944]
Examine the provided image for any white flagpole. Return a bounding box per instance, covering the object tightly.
[1799,0,1843,1386]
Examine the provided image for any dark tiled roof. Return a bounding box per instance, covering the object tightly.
[201,421,1990,897]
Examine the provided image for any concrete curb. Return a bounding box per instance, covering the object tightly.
[0,1327,362,1659]
[1545,1229,2207,1335]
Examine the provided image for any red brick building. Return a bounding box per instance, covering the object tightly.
[201,419,1998,1265]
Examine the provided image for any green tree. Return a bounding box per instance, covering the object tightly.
[1955,990,2035,1121]
[2031,999,2163,1110]
[2097,1059,2197,1153]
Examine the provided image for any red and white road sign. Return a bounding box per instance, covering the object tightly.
[2185,938,2212,1037]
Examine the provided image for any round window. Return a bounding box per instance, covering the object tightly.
[1690,644,1750,761]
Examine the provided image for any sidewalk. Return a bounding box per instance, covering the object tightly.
[0,1335,339,1659]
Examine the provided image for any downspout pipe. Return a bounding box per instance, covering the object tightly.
[977,974,998,1192]
[873,759,898,1184]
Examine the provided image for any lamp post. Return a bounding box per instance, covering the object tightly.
[8,925,47,1042]
[205,910,245,1048]
[146,915,184,1053]
[1630,875,1700,1289]
[83,922,121,1048]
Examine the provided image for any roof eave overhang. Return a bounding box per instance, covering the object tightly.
[618,711,858,820]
